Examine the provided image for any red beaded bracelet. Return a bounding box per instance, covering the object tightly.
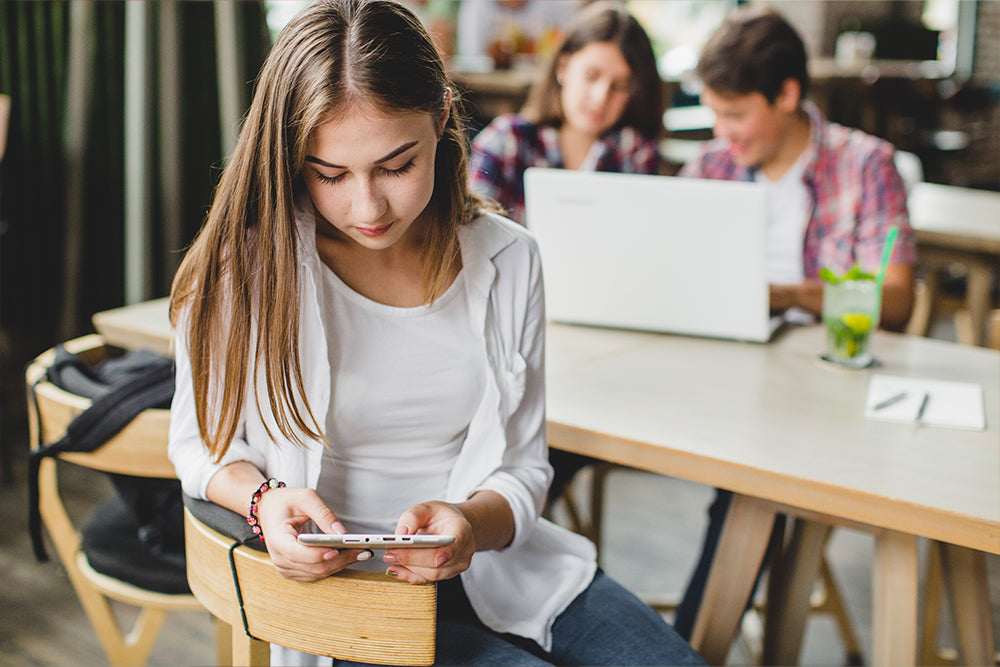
[247,478,285,542]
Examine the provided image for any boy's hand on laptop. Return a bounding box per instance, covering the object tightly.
[769,282,822,316]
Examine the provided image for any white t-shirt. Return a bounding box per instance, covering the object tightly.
[756,150,811,285]
[315,264,485,564]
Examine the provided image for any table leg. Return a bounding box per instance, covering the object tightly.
[939,542,995,665]
[872,530,918,666]
[964,262,992,347]
[762,519,833,665]
[690,494,778,665]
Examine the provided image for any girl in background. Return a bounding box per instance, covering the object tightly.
[468,0,664,225]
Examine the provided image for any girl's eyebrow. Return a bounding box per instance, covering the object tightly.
[305,140,420,169]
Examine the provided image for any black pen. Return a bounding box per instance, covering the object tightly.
[873,391,908,411]
[915,392,931,422]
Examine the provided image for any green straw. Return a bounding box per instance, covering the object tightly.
[873,225,899,318]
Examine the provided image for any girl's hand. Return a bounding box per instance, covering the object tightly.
[382,501,474,583]
[255,486,373,581]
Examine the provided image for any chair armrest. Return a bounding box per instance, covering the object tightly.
[183,494,265,551]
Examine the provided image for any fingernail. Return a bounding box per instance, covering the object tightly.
[356,550,373,562]
[386,568,398,577]
[382,552,398,563]
[332,522,347,535]
[435,554,447,567]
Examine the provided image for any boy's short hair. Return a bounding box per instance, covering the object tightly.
[697,7,809,103]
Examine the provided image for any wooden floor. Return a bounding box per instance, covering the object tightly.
[0,434,215,667]
[1,317,998,666]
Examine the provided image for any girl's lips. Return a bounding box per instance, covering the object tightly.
[357,222,393,237]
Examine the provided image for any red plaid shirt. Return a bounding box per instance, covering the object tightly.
[469,113,660,224]
[679,103,916,277]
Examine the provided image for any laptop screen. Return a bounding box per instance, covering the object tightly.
[524,168,775,342]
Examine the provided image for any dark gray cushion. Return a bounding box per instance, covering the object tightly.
[182,494,267,552]
[81,495,190,594]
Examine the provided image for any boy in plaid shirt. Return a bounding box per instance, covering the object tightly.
[674,6,917,640]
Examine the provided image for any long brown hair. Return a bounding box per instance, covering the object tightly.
[170,0,482,460]
[521,1,663,139]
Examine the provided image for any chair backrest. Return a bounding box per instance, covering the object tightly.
[184,507,437,666]
[28,334,176,479]
[893,150,924,193]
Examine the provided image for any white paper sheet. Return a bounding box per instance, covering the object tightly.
[865,374,985,430]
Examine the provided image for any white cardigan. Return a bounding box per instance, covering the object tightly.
[168,205,597,656]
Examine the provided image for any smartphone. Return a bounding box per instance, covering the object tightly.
[297,533,455,549]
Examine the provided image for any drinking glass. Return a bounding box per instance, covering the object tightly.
[822,279,879,367]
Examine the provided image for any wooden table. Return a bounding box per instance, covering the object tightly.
[907,182,1000,348]
[544,323,998,666]
[94,301,999,665]
[91,297,173,358]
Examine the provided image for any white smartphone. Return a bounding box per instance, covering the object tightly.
[297,533,455,549]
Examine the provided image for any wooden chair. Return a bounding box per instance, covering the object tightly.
[184,497,438,666]
[25,334,208,667]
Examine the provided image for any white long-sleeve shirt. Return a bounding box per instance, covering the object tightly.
[168,202,597,660]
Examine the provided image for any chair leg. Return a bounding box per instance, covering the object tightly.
[954,309,976,347]
[39,459,167,667]
[557,477,589,538]
[906,276,936,338]
[988,310,1000,351]
[231,625,270,667]
[815,555,865,666]
[216,618,234,666]
[919,541,996,666]
[939,543,995,666]
[88,599,167,667]
[920,537,957,666]
[589,462,616,559]
[551,462,618,560]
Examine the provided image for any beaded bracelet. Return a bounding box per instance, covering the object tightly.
[247,478,286,542]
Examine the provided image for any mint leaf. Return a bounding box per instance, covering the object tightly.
[819,267,840,284]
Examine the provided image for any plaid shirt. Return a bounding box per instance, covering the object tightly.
[469,113,660,224]
[679,102,916,277]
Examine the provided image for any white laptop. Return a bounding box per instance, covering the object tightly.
[524,168,780,343]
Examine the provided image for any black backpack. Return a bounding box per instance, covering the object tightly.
[27,345,183,568]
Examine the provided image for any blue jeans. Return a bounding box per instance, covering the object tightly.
[336,569,705,666]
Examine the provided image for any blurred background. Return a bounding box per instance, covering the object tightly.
[1,2,998,664]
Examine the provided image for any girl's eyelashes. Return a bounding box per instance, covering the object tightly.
[312,159,416,185]
[385,159,415,177]
[314,171,346,185]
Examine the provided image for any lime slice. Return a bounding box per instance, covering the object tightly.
[840,312,873,334]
